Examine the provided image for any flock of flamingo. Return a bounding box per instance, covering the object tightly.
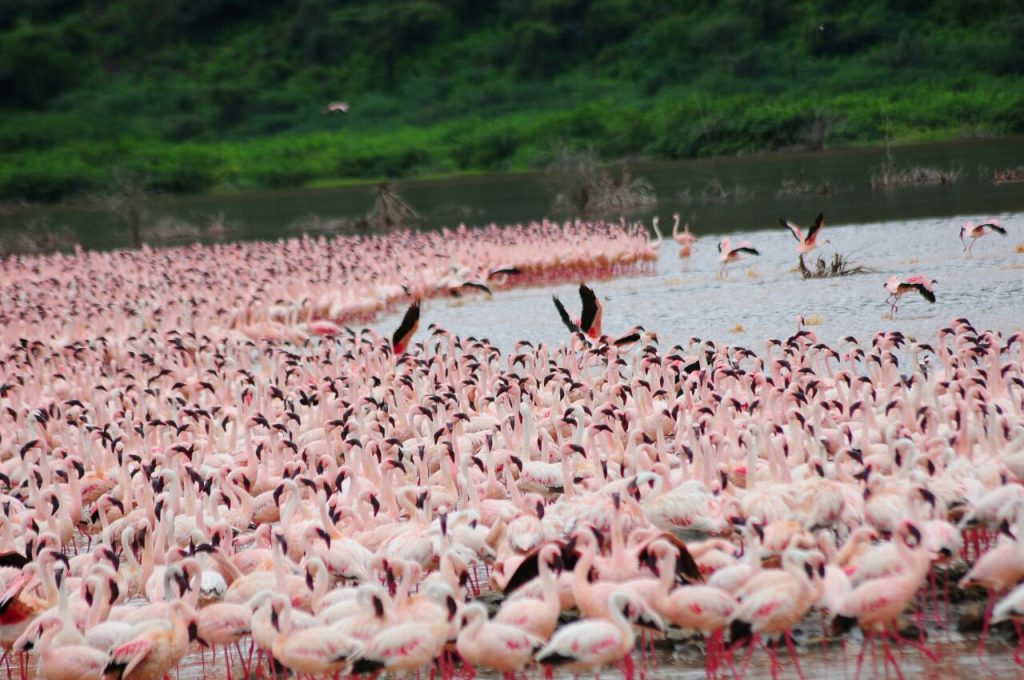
[0,211,1019,680]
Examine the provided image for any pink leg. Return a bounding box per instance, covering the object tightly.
[854,633,874,680]
[784,631,806,680]
[880,634,905,680]
[622,652,636,680]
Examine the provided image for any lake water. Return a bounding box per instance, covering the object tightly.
[1,137,1023,251]
[373,212,1024,353]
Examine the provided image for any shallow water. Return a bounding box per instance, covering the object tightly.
[2,137,1024,251]
[374,211,1024,352]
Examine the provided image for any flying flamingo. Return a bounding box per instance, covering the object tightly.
[718,238,760,276]
[391,301,420,354]
[324,101,349,113]
[960,219,1007,255]
[552,283,602,339]
[883,275,936,316]
[780,212,827,254]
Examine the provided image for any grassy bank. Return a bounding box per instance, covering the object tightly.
[2,0,1023,202]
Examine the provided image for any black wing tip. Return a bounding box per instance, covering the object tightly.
[676,548,704,584]
[502,551,541,594]
[352,658,386,675]
[729,619,753,647]
[552,296,579,333]
[537,651,576,666]
[391,301,421,347]
[830,614,858,637]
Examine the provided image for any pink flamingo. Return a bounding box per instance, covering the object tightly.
[33,617,108,680]
[960,219,1007,256]
[831,520,936,679]
[883,275,935,316]
[780,212,827,254]
[456,602,544,677]
[535,590,663,674]
[671,213,697,258]
[718,238,760,276]
[729,548,824,680]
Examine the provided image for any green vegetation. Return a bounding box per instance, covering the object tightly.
[1,0,1023,202]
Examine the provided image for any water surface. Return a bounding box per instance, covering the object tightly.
[2,138,1023,251]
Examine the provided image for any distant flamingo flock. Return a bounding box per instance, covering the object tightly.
[0,213,1020,680]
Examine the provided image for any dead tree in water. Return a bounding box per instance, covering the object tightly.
[366,183,420,231]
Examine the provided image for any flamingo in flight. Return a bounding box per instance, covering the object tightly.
[883,275,936,316]
[718,238,760,276]
[780,212,826,254]
[552,283,602,339]
[324,101,349,113]
[960,219,1007,256]
[391,301,420,354]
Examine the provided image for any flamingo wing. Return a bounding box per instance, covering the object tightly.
[488,266,522,277]
[0,572,31,615]
[106,636,155,679]
[908,283,936,303]
[806,213,825,241]
[731,247,760,256]
[453,281,492,296]
[552,296,579,334]
[779,217,804,242]
[577,284,600,335]
[391,301,420,351]
[978,222,1007,235]
[612,331,641,347]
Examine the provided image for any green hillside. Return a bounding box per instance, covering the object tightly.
[1,0,1022,201]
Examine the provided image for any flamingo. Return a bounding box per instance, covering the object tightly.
[780,212,827,254]
[671,213,696,258]
[268,594,360,676]
[552,283,602,339]
[960,219,1007,255]
[883,275,936,316]
[535,590,663,673]
[718,238,760,276]
[831,520,936,676]
[456,602,544,676]
[33,617,108,680]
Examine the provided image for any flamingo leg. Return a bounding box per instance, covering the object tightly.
[854,633,874,680]
[881,634,905,680]
[784,631,806,680]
